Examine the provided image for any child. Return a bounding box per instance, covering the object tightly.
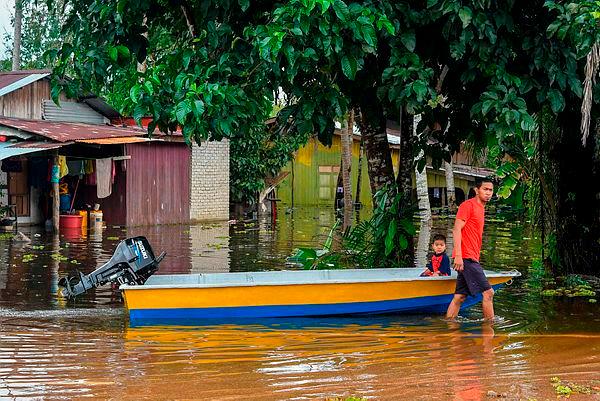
[420,234,451,277]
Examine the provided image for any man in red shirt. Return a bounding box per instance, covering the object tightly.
[446,178,495,320]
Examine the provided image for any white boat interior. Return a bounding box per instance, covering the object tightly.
[123,268,520,290]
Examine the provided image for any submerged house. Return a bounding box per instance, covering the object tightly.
[277,121,492,208]
[0,69,229,228]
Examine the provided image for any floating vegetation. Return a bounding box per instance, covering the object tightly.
[22,254,37,263]
[205,243,226,250]
[550,377,597,398]
[540,274,598,301]
[50,253,69,262]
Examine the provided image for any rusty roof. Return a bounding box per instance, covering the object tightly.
[0,117,149,142]
[0,70,51,95]
[8,141,70,149]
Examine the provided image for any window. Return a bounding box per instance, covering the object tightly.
[318,165,340,201]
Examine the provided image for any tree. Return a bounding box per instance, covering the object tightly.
[341,110,354,230]
[444,160,456,212]
[2,0,65,71]
[414,115,432,222]
[12,0,22,70]
[48,0,600,273]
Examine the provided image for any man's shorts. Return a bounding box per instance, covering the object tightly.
[455,258,492,296]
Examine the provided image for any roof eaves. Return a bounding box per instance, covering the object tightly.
[0,72,50,97]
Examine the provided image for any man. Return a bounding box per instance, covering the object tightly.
[446,178,495,320]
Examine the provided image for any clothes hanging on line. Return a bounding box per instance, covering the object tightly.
[67,160,85,177]
[96,158,113,198]
[58,156,68,178]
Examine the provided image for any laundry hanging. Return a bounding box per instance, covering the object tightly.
[96,158,113,198]
[57,155,68,178]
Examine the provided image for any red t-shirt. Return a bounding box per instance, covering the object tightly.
[452,197,485,261]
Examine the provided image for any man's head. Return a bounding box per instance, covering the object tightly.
[474,177,494,204]
[431,234,447,254]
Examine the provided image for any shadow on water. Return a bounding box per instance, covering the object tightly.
[1,208,599,400]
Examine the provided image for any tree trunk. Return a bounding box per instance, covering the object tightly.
[444,160,457,212]
[413,115,431,222]
[416,219,432,268]
[358,93,395,198]
[12,0,23,70]
[341,111,354,230]
[355,132,364,209]
[396,107,414,200]
[396,106,415,261]
[415,150,431,222]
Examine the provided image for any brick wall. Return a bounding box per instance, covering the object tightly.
[190,139,230,221]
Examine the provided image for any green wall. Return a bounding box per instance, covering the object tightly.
[277,135,473,207]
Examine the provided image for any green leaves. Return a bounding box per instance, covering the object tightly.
[175,100,192,124]
[385,219,397,256]
[400,32,416,52]
[458,7,472,28]
[547,89,565,113]
[341,55,358,79]
[331,0,349,22]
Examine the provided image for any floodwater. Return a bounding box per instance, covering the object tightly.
[0,208,599,400]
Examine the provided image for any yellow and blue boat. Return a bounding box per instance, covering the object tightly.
[121,268,520,325]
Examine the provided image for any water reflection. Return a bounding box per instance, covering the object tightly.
[0,208,599,400]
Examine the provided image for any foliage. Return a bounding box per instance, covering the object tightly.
[44,0,600,271]
[343,184,416,267]
[550,377,596,398]
[287,184,416,269]
[1,0,66,70]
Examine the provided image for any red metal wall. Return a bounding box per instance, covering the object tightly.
[125,142,191,226]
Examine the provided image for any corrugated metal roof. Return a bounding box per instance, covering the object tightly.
[0,140,65,160]
[77,137,149,145]
[0,70,51,97]
[82,97,121,119]
[8,141,69,149]
[43,100,109,125]
[0,117,148,142]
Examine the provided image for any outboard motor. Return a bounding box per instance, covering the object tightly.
[58,236,166,298]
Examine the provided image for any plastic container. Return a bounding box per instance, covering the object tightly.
[59,194,71,212]
[90,210,103,230]
[78,210,88,229]
[59,214,83,229]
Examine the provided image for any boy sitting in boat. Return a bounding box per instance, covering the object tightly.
[420,234,451,277]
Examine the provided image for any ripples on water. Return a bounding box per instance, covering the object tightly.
[0,208,599,400]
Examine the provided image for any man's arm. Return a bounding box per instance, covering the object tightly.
[453,218,466,272]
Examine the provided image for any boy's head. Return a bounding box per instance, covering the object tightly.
[431,234,446,254]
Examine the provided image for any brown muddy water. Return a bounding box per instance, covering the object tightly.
[0,208,599,400]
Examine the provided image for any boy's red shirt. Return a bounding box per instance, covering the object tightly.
[452,197,485,262]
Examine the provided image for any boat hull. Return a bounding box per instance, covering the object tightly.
[122,269,517,325]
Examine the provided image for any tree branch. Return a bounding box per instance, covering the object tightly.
[180,3,196,38]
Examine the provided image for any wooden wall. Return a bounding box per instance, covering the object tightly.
[0,79,51,119]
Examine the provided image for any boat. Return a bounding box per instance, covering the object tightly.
[121,268,520,325]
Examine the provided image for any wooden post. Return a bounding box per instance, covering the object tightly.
[52,153,60,233]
